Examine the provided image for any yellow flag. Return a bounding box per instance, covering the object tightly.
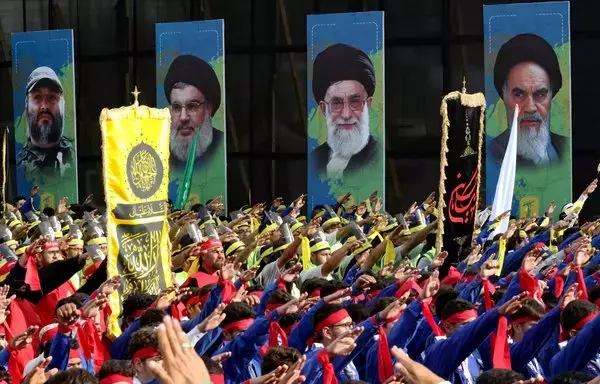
[495,237,507,276]
[300,236,313,271]
[100,104,173,338]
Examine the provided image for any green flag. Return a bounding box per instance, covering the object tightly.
[174,128,199,210]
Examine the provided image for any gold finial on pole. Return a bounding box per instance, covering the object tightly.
[461,76,467,94]
[131,86,141,107]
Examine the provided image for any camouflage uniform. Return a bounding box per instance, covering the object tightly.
[16,137,75,182]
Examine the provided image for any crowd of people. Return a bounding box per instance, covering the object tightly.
[0,174,598,384]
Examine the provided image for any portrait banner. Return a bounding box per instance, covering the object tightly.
[307,12,385,214]
[435,91,486,260]
[156,20,227,211]
[11,29,77,208]
[100,103,172,337]
[484,2,572,218]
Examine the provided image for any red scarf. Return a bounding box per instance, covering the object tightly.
[481,278,496,311]
[519,269,542,301]
[268,322,288,347]
[441,266,461,286]
[491,316,511,369]
[316,349,338,384]
[371,315,398,383]
[421,298,443,336]
[24,249,41,292]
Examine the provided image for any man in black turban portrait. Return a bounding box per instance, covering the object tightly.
[489,33,567,167]
[311,43,378,178]
[164,55,223,167]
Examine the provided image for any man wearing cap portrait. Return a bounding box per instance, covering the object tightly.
[164,55,223,168]
[311,43,379,178]
[16,66,74,179]
[489,33,568,167]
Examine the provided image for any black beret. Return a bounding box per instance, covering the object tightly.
[494,33,562,99]
[164,55,221,116]
[312,43,375,103]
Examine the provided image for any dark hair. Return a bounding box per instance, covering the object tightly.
[475,368,523,384]
[246,284,264,295]
[370,297,396,316]
[440,299,474,321]
[140,308,167,328]
[551,371,595,384]
[314,303,345,334]
[345,303,370,324]
[542,291,559,310]
[560,299,598,333]
[300,277,328,296]
[434,286,459,316]
[417,272,431,286]
[14,196,26,203]
[45,369,98,384]
[221,302,255,328]
[42,207,56,217]
[511,298,545,322]
[268,290,294,306]
[191,204,203,212]
[121,293,157,320]
[589,285,600,305]
[200,355,224,375]
[128,327,158,358]
[0,369,10,384]
[278,312,301,330]
[261,346,302,374]
[97,360,135,380]
[55,293,89,313]
[320,280,349,298]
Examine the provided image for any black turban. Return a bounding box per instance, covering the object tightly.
[312,43,375,103]
[164,55,221,116]
[494,33,562,99]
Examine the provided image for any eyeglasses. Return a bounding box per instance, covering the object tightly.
[170,101,205,116]
[325,97,366,113]
[329,322,355,330]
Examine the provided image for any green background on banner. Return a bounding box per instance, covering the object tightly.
[12,30,78,208]
[307,50,385,206]
[155,20,227,211]
[486,42,571,218]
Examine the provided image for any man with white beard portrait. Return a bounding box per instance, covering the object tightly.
[164,55,223,168]
[17,66,74,179]
[489,33,567,167]
[311,43,378,178]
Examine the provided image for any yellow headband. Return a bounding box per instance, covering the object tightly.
[352,242,373,257]
[409,224,427,234]
[16,246,27,256]
[322,217,341,228]
[261,223,278,235]
[273,243,290,253]
[225,241,245,257]
[69,239,84,246]
[8,220,21,229]
[4,240,18,248]
[87,237,107,246]
[297,216,307,223]
[399,229,412,236]
[310,241,330,253]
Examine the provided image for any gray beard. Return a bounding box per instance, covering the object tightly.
[325,104,370,158]
[26,111,63,147]
[170,117,214,163]
[516,118,551,164]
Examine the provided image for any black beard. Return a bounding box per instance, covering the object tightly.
[27,111,63,147]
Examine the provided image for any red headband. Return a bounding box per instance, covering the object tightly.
[249,291,263,298]
[395,280,422,298]
[309,288,322,298]
[595,298,600,307]
[99,375,134,384]
[131,309,145,319]
[40,327,59,345]
[69,349,81,360]
[511,315,540,324]
[186,295,203,307]
[443,309,478,324]
[315,309,350,335]
[43,241,59,250]
[200,239,223,252]
[132,347,160,361]
[573,312,597,332]
[222,319,254,333]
